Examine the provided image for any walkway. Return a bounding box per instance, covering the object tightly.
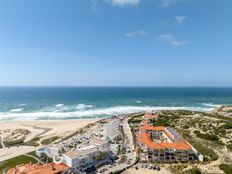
[24,153,45,164]
[0,135,6,148]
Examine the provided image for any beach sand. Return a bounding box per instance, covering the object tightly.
[0,119,99,162]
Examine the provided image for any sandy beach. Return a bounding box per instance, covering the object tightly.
[0,119,99,162]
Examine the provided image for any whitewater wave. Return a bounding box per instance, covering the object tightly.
[201,103,222,108]
[0,105,215,121]
[76,104,93,110]
[56,104,64,107]
[136,101,142,103]
[10,108,24,112]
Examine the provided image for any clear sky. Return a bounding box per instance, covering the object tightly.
[0,0,231,86]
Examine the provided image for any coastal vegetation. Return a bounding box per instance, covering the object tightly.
[219,163,232,174]
[128,109,232,173]
[4,138,24,147]
[41,136,60,145]
[23,137,40,146]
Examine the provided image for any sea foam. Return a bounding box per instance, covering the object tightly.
[201,103,222,108]
[10,108,24,112]
[0,105,214,121]
[56,104,64,107]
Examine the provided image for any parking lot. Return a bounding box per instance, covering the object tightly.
[122,164,171,174]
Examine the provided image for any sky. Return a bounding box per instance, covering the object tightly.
[0,0,231,87]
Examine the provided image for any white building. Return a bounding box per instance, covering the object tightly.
[102,119,121,141]
[63,144,112,173]
[36,146,61,158]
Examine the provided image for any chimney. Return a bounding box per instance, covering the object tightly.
[52,164,56,171]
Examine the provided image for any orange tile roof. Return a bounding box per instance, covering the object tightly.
[139,125,166,131]
[137,132,191,150]
[7,163,69,174]
[138,115,191,150]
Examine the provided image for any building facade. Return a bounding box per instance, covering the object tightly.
[137,113,203,162]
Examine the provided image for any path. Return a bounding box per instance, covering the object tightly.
[24,153,45,164]
[0,135,6,148]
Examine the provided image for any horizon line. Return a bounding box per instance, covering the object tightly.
[0,85,232,88]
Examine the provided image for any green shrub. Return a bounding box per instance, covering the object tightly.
[183,125,190,129]
[41,136,60,145]
[219,163,232,174]
[227,144,232,151]
[219,122,232,129]
[194,131,219,142]
[23,137,40,147]
[184,167,202,174]
[186,138,218,161]
[4,138,24,147]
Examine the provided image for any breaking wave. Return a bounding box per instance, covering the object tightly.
[56,104,64,107]
[10,108,24,112]
[76,104,93,110]
[201,103,222,108]
[0,105,215,121]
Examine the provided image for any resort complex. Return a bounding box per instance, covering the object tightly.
[3,109,232,174]
[137,113,203,162]
[32,118,123,174]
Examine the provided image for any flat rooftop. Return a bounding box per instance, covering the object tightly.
[64,144,102,159]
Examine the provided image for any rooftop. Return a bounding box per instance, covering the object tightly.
[137,114,191,150]
[7,163,69,174]
[64,142,107,159]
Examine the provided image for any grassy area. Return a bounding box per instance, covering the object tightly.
[219,122,232,129]
[187,138,218,161]
[219,163,232,174]
[27,150,37,157]
[183,167,202,174]
[194,130,219,142]
[227,144,232,152]
[41,136,60,145]
[0,155,37,174]
[23,137,40,147]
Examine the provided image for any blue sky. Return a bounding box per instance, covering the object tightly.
[0,0,231,86]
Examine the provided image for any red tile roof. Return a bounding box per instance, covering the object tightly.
[137,132,191,150]
[7,163,69,174]
[138,117,191,150]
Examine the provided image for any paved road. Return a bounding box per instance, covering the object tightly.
[99,117,136,174]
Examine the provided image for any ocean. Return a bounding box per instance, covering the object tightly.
[0,87,232,121]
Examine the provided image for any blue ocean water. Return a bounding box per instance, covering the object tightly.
[0,87,232,121]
